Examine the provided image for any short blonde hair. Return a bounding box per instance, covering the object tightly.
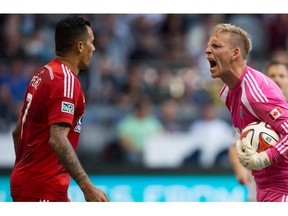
[211,23,252,59]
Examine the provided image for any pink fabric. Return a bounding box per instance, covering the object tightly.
[256,188,288,202]
[221,65,288,194]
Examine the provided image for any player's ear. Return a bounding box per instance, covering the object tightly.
[76,41,84,53]
[231,47,241,60]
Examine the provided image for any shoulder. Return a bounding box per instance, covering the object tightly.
[243,66,273,88]
[242,67,272,103]
[46,60,80,87]
[43,62,82,102]
[47,60,70,78]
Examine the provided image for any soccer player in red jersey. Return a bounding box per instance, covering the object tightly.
[10,16,109,202]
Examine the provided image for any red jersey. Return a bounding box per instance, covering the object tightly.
[10,58,85,201]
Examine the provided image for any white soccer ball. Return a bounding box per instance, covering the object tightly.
[240,121,280,153]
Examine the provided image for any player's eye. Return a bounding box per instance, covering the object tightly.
[212,44,220,48]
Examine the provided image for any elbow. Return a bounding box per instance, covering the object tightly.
[12,127,20,140]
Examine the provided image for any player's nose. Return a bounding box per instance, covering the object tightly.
[205,46,211,55]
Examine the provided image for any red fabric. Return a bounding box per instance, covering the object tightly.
[10,59,85,201]
[12,196,70,202]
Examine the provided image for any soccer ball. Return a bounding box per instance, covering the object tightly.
[240,121,280,153]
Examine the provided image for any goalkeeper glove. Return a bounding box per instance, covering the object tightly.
[236,138,271,170]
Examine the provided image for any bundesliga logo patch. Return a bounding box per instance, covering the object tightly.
[61,101,75,114]
[267,106,284,122]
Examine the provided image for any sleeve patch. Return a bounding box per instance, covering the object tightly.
[267,107,284,122]
[61,101,75,114]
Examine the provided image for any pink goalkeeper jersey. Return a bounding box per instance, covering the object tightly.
[220,65,288,193]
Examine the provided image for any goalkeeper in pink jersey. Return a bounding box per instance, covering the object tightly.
[205,23,288,202]
[228,60,288,202]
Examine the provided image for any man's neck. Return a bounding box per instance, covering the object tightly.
[56,56,79,76]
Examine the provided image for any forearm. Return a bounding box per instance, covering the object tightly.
[267,134,288,165]
[49,124,93,191]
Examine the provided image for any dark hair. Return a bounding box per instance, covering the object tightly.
[265,60,288,73]
[134,94,151,111]
[55,16,91,56]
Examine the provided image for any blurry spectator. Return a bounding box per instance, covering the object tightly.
[158,98,183,132]
[91,55,123,104]
[92,17,131,67]
[128,30,162,66]
[147,67,175,104]
[87,26,127,104]
[270,49,288,64]
[22,26,55,63]
[127,15,166,67]
[0,57,30,122]
[116,94,164,164]
[185,96,234,168]
[116,64,148,108]
[264,14,288,53]
[7,57,30,101]
[265,60,288,99]
[0,15,25,60]
[205,78,226,108]
[0,84,13,131]
[128,14,165,39]
[160,14,188,37]
[160,15,190,67]
[160,32,191,68]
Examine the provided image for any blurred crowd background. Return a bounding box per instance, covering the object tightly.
[0,14,288,173]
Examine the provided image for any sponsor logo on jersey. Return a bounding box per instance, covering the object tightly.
[61,101,75,114]
[74,115,84,133]
[267,106,284,122]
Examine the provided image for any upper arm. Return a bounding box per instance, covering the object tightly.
[48,70,77,127]
[49,123,70,148]
[12,115,22,139]
[12,115,22,154]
